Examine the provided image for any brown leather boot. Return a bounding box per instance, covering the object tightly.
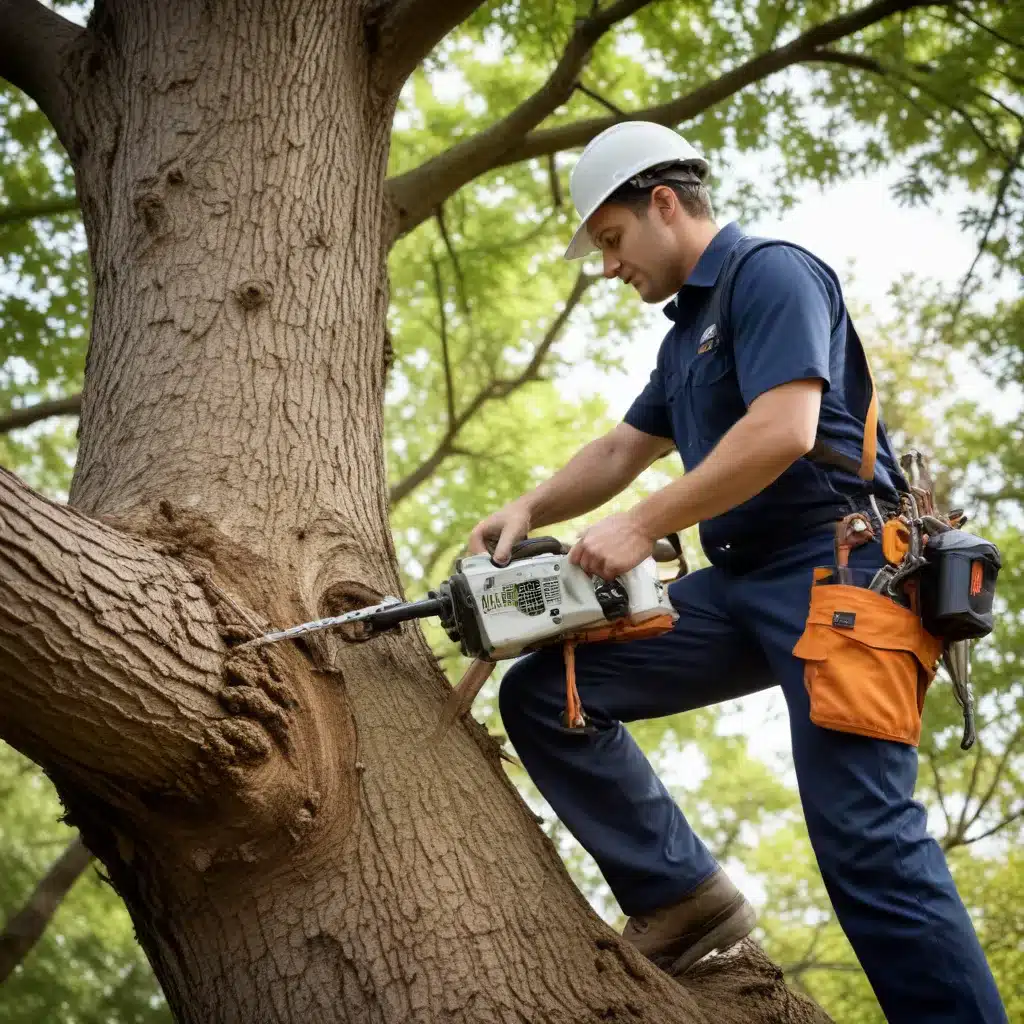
[621,869,757,975]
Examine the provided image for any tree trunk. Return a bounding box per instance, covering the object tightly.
[0,2,832,1021]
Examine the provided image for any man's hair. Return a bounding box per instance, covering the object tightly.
[606,164,715,221]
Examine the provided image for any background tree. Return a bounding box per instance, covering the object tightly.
[0,0,1021,1021]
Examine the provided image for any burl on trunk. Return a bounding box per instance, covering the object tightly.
[0,1,832,1020]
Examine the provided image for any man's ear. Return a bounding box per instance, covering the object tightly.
[650,184,677,224]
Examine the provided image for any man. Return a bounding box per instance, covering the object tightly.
[468,121,1006,1022]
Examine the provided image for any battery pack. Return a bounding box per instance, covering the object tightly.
[920,531,1001,641]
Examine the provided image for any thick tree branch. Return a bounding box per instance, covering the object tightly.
[388,0,659,237]
[388,0,954,237]
[0,834,92,983]
[0,195,80,229]
[0,467,229,803]
[0,0,82,149]
[369,0,489,90]
[0,394,82,435]
[389,270,595,505]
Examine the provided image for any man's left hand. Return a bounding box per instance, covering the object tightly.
[568,511,654,580]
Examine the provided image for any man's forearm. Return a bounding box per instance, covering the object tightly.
[525,434,642,528]
[629,409,808,540]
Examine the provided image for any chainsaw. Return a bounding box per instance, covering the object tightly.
[237,535,685,730]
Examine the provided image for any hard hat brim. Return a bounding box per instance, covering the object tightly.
[564,221,597,261]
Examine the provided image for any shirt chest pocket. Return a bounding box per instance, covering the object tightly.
[684,345,747,446]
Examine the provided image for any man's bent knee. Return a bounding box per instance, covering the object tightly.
[498,648,563,727]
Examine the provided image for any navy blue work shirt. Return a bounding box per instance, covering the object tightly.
[624,222,906,567]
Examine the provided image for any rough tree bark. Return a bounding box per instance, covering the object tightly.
[0,1,837,1021]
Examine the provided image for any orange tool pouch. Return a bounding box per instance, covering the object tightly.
[793,582,943,747]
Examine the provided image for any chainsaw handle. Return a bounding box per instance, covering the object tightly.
[499,536,568,563]
[484,535,567,564]
[488,533,685,570]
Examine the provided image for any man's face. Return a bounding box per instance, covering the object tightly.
[586,195,681,303]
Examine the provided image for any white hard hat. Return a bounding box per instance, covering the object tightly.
[563,121,709,260]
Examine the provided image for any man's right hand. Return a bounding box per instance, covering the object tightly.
[467,499,532,566]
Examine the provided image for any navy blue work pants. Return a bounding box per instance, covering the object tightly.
[499,530,1007,1023]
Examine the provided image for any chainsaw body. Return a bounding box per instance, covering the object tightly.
[435,550,677,660]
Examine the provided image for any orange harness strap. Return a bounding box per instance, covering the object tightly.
[562,639,584,729]
[560,613,677,729]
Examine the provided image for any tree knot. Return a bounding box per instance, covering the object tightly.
[234,279,272,310]
[133,188,170,236]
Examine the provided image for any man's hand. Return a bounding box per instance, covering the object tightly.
[568,511,654,581]
[468,499,532,565]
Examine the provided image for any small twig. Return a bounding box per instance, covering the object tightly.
[782,961,863,976]
[964,724,1024,833]
[428,254,457,431]
[547,154,563,208]
[954,738,987,840]
[574,81,626,115]
[950,131,1024,330]
[389,270,595,505]
[950,5,1023,52]
[782,918,831,980]
[959,806,1024,847]
[434,205,472,322]
[926,751,955,840]
[809,48,1012,162]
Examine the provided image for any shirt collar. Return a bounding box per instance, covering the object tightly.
[663,221,745,322]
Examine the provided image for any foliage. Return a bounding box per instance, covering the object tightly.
[0,747,170,1023]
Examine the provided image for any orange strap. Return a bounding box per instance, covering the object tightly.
[563,640,585,729]
[560,614,676,729]
[859,362,878,482]
[806,346,878,483]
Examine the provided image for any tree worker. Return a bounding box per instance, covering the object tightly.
[467,121,1007,1022]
